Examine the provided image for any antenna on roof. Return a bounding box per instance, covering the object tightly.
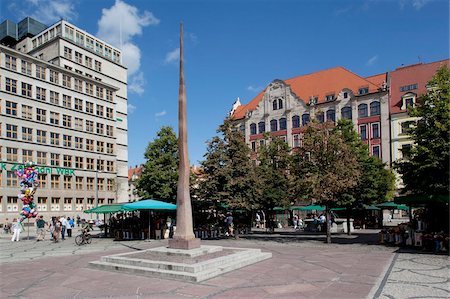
[418,56,422,63]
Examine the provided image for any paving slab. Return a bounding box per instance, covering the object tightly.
[1,230,445,298]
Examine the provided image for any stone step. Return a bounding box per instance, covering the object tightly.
[89,250,272,282]
[101,247,261,273]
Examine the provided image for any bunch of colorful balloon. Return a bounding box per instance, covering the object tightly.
[16,162,39,222]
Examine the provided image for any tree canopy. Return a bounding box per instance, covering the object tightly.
[136,126,179,203]
[395,65,450,196]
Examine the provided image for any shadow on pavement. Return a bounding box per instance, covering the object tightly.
[240,230,383,246]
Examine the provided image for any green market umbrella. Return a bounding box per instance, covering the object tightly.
[123,199,176,240]
[123,199,176,211]
[295,205,326,211]
[364,205,381,211]
[84,204,127,214]
[376,201,408,210]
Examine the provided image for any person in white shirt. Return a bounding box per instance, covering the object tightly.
[59,216,69,240]
[11,218,22,242]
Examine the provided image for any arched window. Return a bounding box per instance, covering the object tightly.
[278,98,283,109]
[292,115,300,128]
[316,111,324,123]
[258,121,265,134]
[272,100,278,110]
[370,101,380,116]
[326,110,335,122]
[341,106,352,119]
[302,113,310,126]
[270,119,278,132]
[279,118,287,130]
[358,103,368,118]
[239,124,245,134]
[250,123,257,135]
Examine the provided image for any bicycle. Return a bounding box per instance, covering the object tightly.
[75,231,92,245]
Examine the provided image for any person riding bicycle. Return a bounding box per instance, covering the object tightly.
[81,221,93,236]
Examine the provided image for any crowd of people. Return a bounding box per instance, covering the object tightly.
[3,215,92,242]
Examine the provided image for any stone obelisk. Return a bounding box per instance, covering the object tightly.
[168,23,201,250]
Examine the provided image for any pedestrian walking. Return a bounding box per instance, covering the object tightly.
[53,220,62,243]
[60,216,68,240]
[11,218,22,242]
[36,215,46,241]
[3,218,11,234]
[67,217,74,237]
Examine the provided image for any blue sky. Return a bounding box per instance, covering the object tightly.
[1,0,448,167]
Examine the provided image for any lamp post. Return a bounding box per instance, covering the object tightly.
[95,168,99,220]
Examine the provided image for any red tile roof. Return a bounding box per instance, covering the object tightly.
[128,165,143,181]
[232,67,381,120]
[365,73,387,89]
[389,59,449,114]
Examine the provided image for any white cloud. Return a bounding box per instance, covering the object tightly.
[127,103,137,114]
[334,6,352,16]
[15,0,77,25]
[97,0,159,94]
[412,0,431,10]
[129,71,146,95]
[165,48,180,64]
[366,55,378,66]
[155,110,167,117]
[247,85,263,92]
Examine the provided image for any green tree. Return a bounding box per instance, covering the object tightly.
[136,126,179,203]
[255,135,292,230]
[291,122,361,243]
[334,119,395,233]
[197,118,257,209]
[395,65,450,196]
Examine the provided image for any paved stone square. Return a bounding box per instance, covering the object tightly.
[0,230,447,298]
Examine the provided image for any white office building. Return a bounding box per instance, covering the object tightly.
[0,17,128,221]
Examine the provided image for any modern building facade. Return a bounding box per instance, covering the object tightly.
[230,67,390,165]
[0,17,128,222]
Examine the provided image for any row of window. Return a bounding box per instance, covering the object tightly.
[4,101,114,137]
[359,122,381,140]
[248,102,380,135]
[4,56,114,102]
[3,123,114,154]
[2,172,115,191]
[30,22,121,63]
[64,47,102,71]
[2,196,114,207]
[250,134,381,159]
[2,148,115,171]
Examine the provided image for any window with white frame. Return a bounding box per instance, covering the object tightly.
[359,124,367,140]
[371,123,380,139]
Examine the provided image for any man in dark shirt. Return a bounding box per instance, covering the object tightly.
[36,216,46,241]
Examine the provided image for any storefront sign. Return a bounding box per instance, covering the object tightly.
[0,162,76,176]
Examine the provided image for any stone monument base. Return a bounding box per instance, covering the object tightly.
[168,237,201,250]
[89,245,272,282]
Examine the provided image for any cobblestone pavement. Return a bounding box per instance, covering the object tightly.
[0,230,448,299]
[375,253,450,299]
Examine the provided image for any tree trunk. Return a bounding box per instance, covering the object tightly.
[346,207,352,236]
[326,207,331,243]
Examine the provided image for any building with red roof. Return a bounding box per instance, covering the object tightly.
[388,59,449,188]
[230,66,390,164]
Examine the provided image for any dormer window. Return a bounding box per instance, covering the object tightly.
[401,93,416,110]
[325,94,335,102]
[343,92,348,99]
[278,98,283,109]
[358,87,369,95]
[309,96,318,105]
